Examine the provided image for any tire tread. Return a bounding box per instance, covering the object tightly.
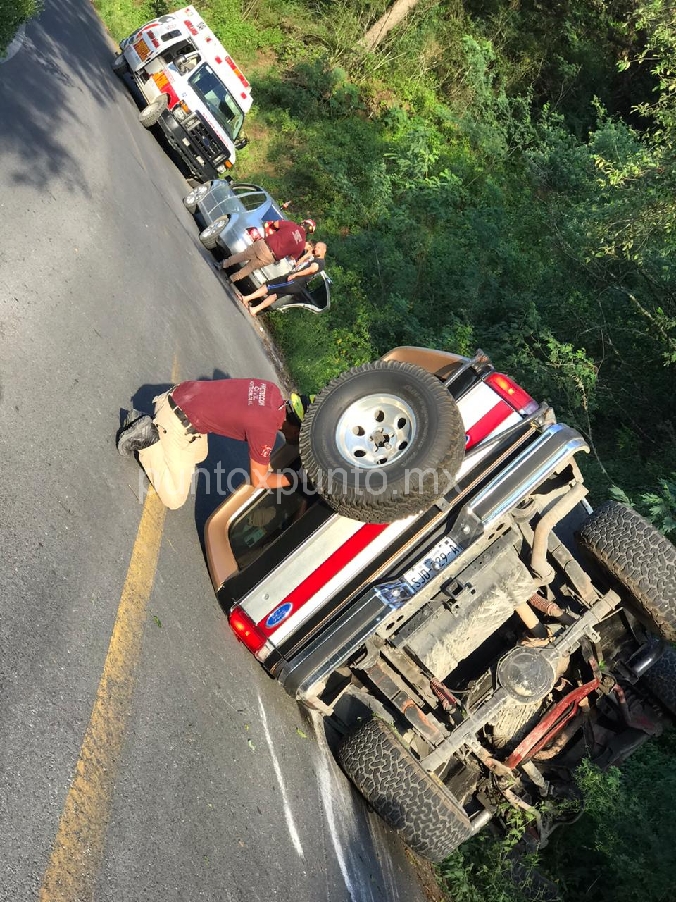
[643,646,676,715]
[338,718,473,862]
[576,501,676,642]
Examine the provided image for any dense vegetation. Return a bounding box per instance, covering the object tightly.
[224,0,675,529]
[0,0,40,54]
[95,1,676,525]
[95,0,676,898]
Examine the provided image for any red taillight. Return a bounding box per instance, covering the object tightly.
[184,19,198,35]
[247,227,262,241]
[229,607,267,654]
[485,372,539,415]
[224,55,250,88]
[147,29,159,48]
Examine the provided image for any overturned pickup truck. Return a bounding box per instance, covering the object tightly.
[205,347,676,861]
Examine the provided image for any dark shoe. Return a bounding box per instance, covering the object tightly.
[117,415,159,456]
[116,408,145,453]
[120,408,145,430]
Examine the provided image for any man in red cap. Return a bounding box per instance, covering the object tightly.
[220,218,317,284]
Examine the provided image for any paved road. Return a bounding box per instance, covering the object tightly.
[0,4,431,901]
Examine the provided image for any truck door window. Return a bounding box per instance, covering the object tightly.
[229,490,313,571]
[188,64,244,140]
[164,38,196,65]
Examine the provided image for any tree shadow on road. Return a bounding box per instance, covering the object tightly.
[0,0,128,188]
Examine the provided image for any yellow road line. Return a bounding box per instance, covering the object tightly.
[40,357,178,900]
[39,489,166,902]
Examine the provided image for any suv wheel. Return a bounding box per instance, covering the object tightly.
[300,360,465,523]
[576,501,676,641]
[199,216,229,251]
[338,718,474,862]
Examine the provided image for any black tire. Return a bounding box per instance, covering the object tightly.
[183,194,198,215]
[300,360,465,523]
[139,95,167,128]
[337,718,474,862]
[576,501,676,642]
[643,645,676,716]
[112,53,129,76]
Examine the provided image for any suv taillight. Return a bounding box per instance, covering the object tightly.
[485,372,539,415]
[229,606,267,655]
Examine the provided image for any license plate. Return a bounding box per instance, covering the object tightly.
[134,38,150,61]
[402,536,461,592]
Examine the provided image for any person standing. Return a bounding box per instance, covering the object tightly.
[220,218,316,283]
[240,242,328,317]
[116,379,314,509]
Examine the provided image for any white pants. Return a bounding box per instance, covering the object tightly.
[138,392,208,509]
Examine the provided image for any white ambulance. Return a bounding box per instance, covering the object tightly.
[113,6,253,181]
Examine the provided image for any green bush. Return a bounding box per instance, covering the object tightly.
[0,0,40,55]
[543,731,676,902]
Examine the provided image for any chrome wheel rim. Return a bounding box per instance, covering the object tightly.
[188,186,209,205]
[203,218,226,238]
[335,393,417,469]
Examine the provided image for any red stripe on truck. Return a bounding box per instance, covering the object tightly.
[257,522,387,635]
[465,399,513,449]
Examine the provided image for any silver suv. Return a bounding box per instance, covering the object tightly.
[184,180,331,314]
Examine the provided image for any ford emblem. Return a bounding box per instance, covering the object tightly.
[266,602,293,629]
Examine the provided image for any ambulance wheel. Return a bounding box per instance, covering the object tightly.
[139,95,168,128]
[112,53,129,76]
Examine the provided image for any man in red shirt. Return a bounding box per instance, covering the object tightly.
[116,379,313,510]
[219,218,316,284]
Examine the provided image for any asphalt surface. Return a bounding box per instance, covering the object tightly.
[0,4,431,901]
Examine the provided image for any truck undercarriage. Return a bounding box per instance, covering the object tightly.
[205,347,676,862]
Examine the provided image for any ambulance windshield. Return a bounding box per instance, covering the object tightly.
[188,63,244,140]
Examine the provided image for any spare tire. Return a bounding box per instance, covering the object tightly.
[576,501,676,642]
[300,360,465,523]
[338,718,474,862]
